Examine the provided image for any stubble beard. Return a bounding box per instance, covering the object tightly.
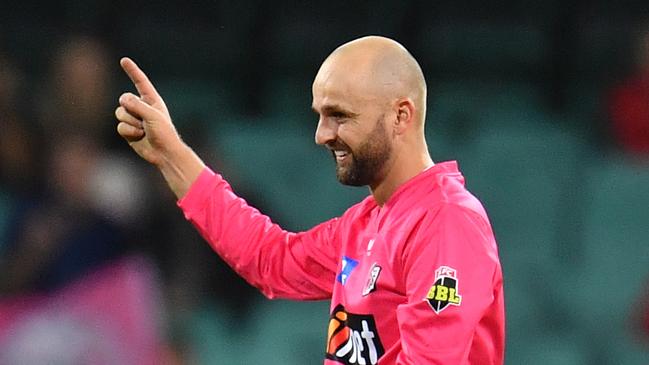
[333,118,392,187]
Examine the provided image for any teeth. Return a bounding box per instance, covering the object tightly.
[334,151,348,157]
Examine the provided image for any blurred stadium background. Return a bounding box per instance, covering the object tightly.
[1,0,649,364]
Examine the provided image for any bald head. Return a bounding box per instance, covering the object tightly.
[312,36,433,201]
[314,36,427,127]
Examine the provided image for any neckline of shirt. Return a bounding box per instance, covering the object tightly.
[373,160,459,210]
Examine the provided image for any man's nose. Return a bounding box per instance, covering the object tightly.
[315,118,337,146]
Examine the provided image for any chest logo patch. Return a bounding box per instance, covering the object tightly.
[425,266,462,314]
[326,304,385,365]
[361,263,381,296]
[337,256,359,285]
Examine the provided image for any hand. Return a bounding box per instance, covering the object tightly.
[115,57,182,166]
[115,57,206,198]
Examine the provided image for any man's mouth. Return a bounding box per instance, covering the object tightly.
[334,150,349,162]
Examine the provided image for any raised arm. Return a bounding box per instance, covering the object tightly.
[115,57,204,198]
[114,58,340,300]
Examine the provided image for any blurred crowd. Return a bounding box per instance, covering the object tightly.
[0,35,259,363]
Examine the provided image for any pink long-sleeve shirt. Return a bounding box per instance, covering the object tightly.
[178,161,505,364]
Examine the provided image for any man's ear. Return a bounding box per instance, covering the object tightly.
[393,98,415,135]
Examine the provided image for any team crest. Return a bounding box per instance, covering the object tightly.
[425,266,462,314]
[362,263,381,296]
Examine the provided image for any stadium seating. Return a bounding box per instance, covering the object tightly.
[120,2,259,80]
[458,123,586,266]
[182,298,329,364]
[426,78,547,145]
[562,155,649,363]
[262,2,408,78]
[245,299,330,364]
[181,300,249,364]
[569,156,649,327]
[260,76,315,124]
[156,78,242,127]
[213,119,368,231]
[414,20,550,81]
[449,123,593,362]
[505,331,591,365]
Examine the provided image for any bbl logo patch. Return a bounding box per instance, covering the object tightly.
[326,304,385,365]
[425,266,462,314]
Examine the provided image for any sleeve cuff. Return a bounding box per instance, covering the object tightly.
[176,166,219,214]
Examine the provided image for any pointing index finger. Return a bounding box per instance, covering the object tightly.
[120,57,161,105]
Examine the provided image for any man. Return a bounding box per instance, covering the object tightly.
[115,36,505,364]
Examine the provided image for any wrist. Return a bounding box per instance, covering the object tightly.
[157,142,206,199]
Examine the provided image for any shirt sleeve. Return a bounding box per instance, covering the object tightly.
[395,203,503,364]
[177,167,340,300]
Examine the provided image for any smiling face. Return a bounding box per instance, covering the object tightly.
[327,113,392,186]
[312,56,395,187]
[311,36,429,199]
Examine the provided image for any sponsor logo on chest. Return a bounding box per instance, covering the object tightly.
[326,304,385,365]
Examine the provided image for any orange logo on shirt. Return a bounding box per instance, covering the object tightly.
[326,304,384,365]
